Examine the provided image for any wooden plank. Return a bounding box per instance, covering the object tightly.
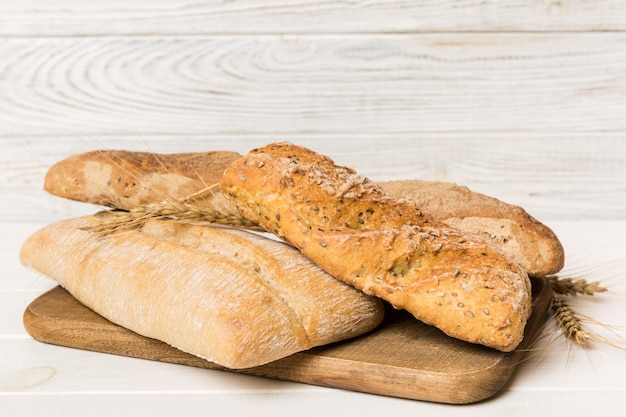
[1,0,626,36]
[3,137,625,222]
[2,34,625,137]
[22,277,553,404]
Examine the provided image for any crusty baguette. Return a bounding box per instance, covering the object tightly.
[379,180,564,277]
[219,142,532,352]
[44,150,241,210]
[43,149,562,278]
[20,214,384,369]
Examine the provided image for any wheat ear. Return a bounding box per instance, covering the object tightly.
[545,275,608,297]
[551,295,590,346]
[82,199,264,235]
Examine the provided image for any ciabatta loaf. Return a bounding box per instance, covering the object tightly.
[43,149,562,278]
[379,180,564,277]
[20,214,384,369]
[219,142,532,352]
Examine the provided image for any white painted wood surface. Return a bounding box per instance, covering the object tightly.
[2,34,626,136]
[2,1,626,416]
[2,0,626,35]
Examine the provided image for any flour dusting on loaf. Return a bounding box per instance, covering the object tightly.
[220,142,532,352]
[20,214,384,368]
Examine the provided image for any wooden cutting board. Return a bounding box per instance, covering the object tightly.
[23,277,552,404]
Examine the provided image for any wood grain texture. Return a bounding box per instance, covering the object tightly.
[2,34,626,136]
[22,278,552,404]
[2,4,624,226]
[3,1,626,414]
[1,0,625,36]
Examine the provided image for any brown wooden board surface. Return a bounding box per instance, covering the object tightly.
[23,277,552,404]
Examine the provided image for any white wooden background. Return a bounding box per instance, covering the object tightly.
[1,1,626,416]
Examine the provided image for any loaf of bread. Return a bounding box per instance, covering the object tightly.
[20,213,384,369]
[379,180,564,277]
[219,142,532,352]
[44,150,241,210]
[43,149,562,278]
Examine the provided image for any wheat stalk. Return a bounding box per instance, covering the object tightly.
[82,199,264,235]
[544,275,614,347]
[551,294,590,346]
[549,293,626,351]
[545,275,608,296]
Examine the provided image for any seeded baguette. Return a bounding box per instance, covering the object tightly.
[219,142,532,352]
[43,149,562,278]
[379,180,564,277]
[20,214,384,369]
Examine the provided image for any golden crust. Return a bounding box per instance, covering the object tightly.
[220,142,532,352]
[44,150,241,210]
[43,150,563,278]
[380,179,565,277]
